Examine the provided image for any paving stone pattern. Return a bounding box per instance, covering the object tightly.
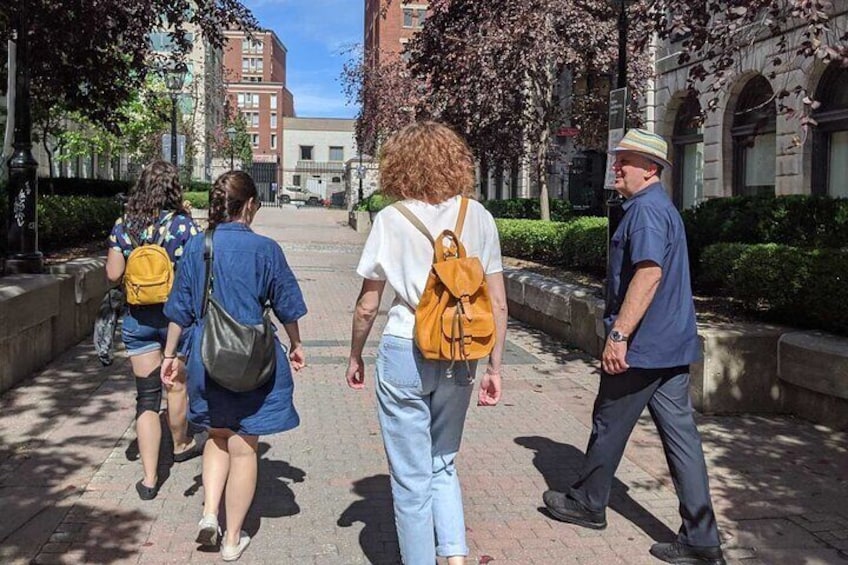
[1,208,847,564]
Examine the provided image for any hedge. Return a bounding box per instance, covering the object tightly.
[38,195,122,252]
[39,177,132,198]
[700,242,848,334]
[484,198,573,222]
[495,217,607,275]
[355,192,395,213]
[683,194,848,269]
[184,180,213,193]
[183,191,209,209]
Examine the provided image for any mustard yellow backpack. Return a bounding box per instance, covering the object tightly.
[123,215,175,306]
[392,197,495,367]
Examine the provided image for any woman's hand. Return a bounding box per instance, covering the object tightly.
[345,355,366,389]
[478,368,502,406]
[161,357,180,386]
[289,344,306,372]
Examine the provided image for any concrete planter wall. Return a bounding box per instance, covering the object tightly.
[0,257,108,395]
[348,210,371,233]
[504,267,848,429]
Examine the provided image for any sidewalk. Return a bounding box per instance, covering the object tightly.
[1,207,846,564]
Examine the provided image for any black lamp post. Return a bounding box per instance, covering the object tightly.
[225,126,237,170]
[606,0,629,252]
[164,63,188,166]
[6,6,43,274]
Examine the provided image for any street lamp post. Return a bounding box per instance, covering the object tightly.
[6,7,43,274]
[357,152,366,204]
[225,126,237,170]
[606,0,629,253]
[164,63,187,167]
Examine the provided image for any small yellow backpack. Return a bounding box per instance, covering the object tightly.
[123,216,175,306]
[392,197,495,367]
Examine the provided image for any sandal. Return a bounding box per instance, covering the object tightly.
[173,432,207,463]
[135,479,159,500]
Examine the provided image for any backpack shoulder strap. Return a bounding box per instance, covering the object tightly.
[122,217,140,249]
[154,213,175,246]
[392,202,435,245]
[453,197,469,239]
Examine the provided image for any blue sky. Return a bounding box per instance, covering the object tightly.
[244,0,361,118]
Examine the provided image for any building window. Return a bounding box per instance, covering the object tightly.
[329,146,344,162]
[270,113,277,129]
[403,8,414,27]
[402,5,426,28]
[732,75,776,197]
[242,111,259,128]
[242,38,262,54]
[238,93,259,108]
[271,134,277,149]
[251,134,259,147]
[331,176,342,183]
[812,64,848,197]
[242,57,263,74]
[300,146,314,160]
[417,9,427,25]
[237,93,245,107]
[672,94,704,210]
[292,174,302,186]
[270,94,278,109]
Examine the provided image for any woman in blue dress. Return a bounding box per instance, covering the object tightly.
[160,170,307,562]
[105,160,202,501]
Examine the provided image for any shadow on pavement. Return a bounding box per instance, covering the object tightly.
[515,436,676,542]
[337,474,401,565]
[243,442,305,534]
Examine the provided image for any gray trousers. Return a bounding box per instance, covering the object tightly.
[570,366,721,547]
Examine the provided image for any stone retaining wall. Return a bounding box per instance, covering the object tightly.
[504,268,848,429]
[0,258,108,395]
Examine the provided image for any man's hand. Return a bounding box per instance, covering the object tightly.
[602,339,630,375]
[478,369,502,406]
[345,355,366,389]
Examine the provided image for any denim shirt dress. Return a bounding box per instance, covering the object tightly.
[164,223,308,436]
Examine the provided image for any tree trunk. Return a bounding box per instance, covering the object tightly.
[538,128,551,221]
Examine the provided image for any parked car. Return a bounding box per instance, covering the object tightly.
[280,186,322,206]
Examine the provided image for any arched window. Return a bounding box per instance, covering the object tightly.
[732,75,776,196]
[812,65,848,197]
[672,94,704,209]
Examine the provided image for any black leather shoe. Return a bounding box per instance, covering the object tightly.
[649,541,726,564]
[542,490,607,529]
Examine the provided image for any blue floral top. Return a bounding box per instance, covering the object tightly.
[109,210,200,262]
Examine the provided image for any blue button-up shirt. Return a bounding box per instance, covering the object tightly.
[604,182,701,369]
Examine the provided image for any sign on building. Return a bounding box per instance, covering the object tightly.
[603,88,628,189]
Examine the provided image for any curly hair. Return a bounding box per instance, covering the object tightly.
[208,171,258,229]
[380,121,475,204]
[124,160,187,242]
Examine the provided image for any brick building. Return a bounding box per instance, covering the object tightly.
[222,29,296,198]
[364,0,428,65]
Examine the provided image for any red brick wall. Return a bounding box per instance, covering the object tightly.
[364,0,428,66]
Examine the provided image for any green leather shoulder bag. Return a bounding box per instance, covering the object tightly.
[200,229,276,392]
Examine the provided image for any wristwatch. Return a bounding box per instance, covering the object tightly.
[609,329,629,343]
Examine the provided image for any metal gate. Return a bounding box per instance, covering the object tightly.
[250,162,280,206]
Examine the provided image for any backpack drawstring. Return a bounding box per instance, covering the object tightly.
[448,299,473,378]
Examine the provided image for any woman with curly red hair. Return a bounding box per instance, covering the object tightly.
[345,122,508,564]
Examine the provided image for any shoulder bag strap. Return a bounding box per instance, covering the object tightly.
[202,229,214,318]
[453,197,469,239]
[123,216,141,249]
[392,202,435,245]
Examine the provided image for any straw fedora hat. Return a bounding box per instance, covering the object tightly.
[610,129,672,171]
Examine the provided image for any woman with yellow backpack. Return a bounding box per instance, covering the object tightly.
[105,160,203,500]
[345,122,509,565]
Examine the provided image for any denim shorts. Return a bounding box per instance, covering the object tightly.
[121,305,170,357]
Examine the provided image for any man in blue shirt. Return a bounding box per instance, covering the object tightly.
[543,130,725,565]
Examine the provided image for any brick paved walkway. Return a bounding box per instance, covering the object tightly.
[1,207,847,564]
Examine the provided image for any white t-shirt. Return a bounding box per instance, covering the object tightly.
[356,195,503,339]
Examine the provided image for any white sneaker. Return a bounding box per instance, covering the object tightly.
[195,514,220,546]
[221,530,251,562]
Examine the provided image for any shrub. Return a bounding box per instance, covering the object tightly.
[798,249,848,335]
[38,177,132,198]
[183,191,209,209]
[729,244,813,313]
[355,192,395,213]
[483,198,573,222]
[698,243,749,292]
[38,195,122,252]
[495,216,607,273]
[184,180,213,193]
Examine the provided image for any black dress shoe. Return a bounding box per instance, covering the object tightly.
[649,541,726,564]
[542,490,607,529]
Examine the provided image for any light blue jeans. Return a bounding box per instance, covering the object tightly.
[375,335,476,565]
